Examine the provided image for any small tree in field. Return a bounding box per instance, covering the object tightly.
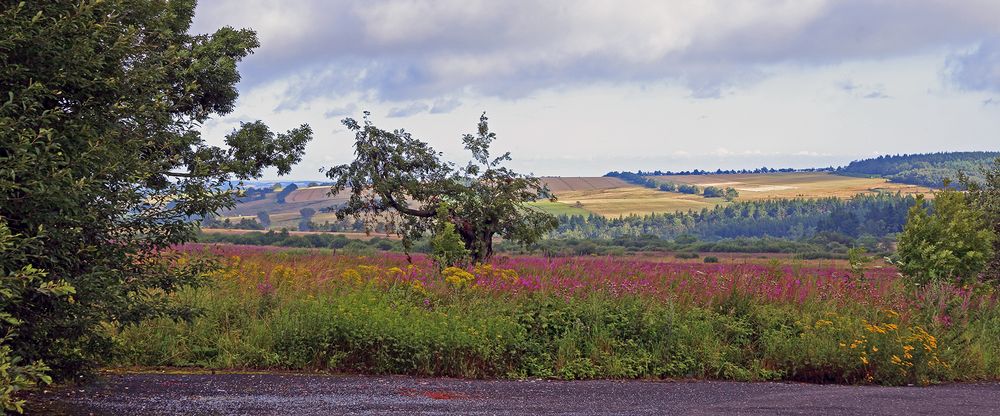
[897,189,994,286]
[325,112,558,262]
[430,204,471,269]
[257,211,272,228]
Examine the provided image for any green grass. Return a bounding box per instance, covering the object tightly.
[528,201,593,216]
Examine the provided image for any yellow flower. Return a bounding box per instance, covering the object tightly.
[340,269,363,285]
[443,267,475,288]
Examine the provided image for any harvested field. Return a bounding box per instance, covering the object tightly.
[542,177,631,192]
[554,186,721,216]
[646,172,931,200]
[285,186,348,203]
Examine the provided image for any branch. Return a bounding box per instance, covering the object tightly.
[383,193,435,218]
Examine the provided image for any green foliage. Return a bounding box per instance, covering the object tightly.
[298,208,316,231]
[848,247,869,279]
[960,157,1000,284]
[839,151,1000,188]
[703,256,720,263]
[275,183,299,203]
[0,221,69,413]
[430,204,471,269]
[554,193,916,243]
[0,0,311,386]
[256,211,272,228]
[898,192,995,286]
[326,112,558,261]
[111,268,994,386]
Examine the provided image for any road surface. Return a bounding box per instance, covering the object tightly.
[25,372,1000,415]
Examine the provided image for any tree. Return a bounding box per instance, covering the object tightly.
[299,208,316,231]
[429,204,471,269]
[897,190,994,286]
[256,211,272,228]
[325,112,558,262]
[276,183,299,203]
[0,0,311,388]
[959,157,1000,284]
[723,187,740,202]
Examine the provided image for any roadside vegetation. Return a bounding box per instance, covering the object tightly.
[113,244,999,386]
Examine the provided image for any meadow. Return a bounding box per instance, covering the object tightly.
[112,244,1000,385]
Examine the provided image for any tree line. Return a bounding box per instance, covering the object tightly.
[552,193,918,245]
[837,151,1000,188]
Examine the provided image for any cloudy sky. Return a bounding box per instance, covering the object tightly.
[191,0,1000,180]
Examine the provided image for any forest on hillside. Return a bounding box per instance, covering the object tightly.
[838,151,1000,188]
[552,193,916,243]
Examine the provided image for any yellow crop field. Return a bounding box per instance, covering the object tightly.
[553,186,723,216]
[647,172,931,201]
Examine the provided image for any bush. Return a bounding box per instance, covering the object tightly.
[898,191,994,286]
[704,256,720,263]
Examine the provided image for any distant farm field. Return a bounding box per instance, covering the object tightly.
[542,177,631,192]
[647,172,931,201]
[553,187,723,216]
[536,172,932,217]
[221,172,935,224]
[527,200,593,216]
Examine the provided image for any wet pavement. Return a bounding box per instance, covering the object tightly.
[24,372,1000,415]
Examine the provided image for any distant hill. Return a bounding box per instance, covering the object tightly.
[838,151,999,188]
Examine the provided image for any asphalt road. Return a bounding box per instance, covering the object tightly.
[24,373,1000,415]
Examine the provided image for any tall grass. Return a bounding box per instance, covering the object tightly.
[111,244,1000,385]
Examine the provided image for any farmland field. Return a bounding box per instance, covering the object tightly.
[552,186,722,216]
[536,172,933,217]
[541,177,632,192]
[647,172,931,201]
[219,173,935,225]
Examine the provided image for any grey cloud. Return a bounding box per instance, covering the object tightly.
[386,102,429,118]
[194,0,1000,103]
[323,103,358,119]
[863,91,889,99]
[429,98,462,114]
[836,80,889,99]
[947,37,1000,92]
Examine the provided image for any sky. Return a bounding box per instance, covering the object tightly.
[190,0,1000,180]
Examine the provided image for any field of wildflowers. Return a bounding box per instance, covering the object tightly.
[112,244,1000,385]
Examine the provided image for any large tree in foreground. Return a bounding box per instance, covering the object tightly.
[0,0,311,393]
[325,112,558,262]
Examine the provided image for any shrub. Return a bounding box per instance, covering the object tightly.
[898,191,994,286]
[704,256,720,263]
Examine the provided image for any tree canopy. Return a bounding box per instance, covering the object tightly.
[897,190,994,286]
[325,112,557,262]
[959,157,1000,284]
[0,0,311,394]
